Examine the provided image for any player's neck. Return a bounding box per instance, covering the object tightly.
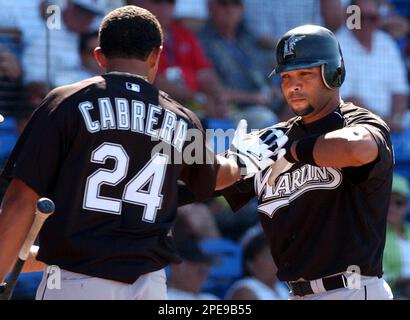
[105,60,151,83]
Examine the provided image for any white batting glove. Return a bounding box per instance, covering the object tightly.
[227,119,288,177]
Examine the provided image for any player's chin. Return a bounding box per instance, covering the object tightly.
[288,101,310,115]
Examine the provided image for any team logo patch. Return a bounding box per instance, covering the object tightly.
[283,35,306,59]
[255,165,343,218]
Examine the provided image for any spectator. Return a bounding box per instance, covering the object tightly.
[173,203,221,243]
[0,46,24,200]
[128,0,230,119]
[174,0,208,32]
[378,0,410,41]
[383,174,410,299]
[0,45,24,117]
[0,45,29,136]
[243,0,344,50]
[340,0,410,41]
[224,226,289,300]
[198,0,280,129]
[337,0,409,132]
[75,30,103,80]
[168,240,219,300]
[22,0,107,87]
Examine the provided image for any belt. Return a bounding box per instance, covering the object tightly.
[287,274,348,297]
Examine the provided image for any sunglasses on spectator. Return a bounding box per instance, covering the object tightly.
[216,0,242,6]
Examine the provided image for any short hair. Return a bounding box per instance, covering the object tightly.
[99,5,163,60]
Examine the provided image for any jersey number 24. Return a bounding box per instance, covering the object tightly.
[83,142,168,223]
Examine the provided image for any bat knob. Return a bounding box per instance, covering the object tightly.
[37,198,55,214]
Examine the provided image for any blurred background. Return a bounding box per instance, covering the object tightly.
[1,0,410,300]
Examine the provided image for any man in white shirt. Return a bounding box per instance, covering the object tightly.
[336,0,409,132]
[243,0,344,49]
[21,0,107,87]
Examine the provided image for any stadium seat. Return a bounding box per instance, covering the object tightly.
[199,238,242,298]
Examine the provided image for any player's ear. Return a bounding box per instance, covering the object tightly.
[148,46,162,69]
[146,46,163,83]
[94,47,107,69]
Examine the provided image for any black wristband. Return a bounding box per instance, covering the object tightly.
[284,140,297,163]
[295,134,320,166]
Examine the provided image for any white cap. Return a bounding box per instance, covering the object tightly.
[0,114,4,123]
[72,0,107,15]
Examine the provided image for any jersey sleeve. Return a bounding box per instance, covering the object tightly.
[1,95,74,196]
[178,107,220,202]
[219,176,256,212]
[343,109,393,183]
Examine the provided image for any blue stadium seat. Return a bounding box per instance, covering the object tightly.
[9,272,42,300]
[391,128,410,181]
[0,116,19,166]
[199,238,242,298]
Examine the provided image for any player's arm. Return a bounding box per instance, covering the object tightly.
[214,155,240,190]
[286,125,378,168]
[0,178,39,283]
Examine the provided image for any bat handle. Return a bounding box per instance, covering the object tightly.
[18,198,55,261]
[18,212,51,261]
[0,198,54,300]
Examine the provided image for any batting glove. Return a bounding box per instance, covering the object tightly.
[227,119,288,177]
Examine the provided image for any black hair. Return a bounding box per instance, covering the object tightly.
[99,5,163,60]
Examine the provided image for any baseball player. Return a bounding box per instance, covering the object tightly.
[221,25,395,300]
[0,6,286,300]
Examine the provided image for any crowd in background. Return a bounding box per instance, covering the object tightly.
[1,0,410,300]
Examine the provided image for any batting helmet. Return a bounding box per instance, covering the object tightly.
[269,25,345,90]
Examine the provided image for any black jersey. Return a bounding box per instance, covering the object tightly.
[1,72,219,283]
[222,102,394,282]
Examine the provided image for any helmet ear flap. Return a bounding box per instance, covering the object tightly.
[321,61,345,90]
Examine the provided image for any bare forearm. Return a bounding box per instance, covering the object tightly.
[215,155,240,190]
[0,179,39,282]
[289,126,378,168]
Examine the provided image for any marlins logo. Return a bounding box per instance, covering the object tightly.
[283,35,306,59]
[255,164,343,218]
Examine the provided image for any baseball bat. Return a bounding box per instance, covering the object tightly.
[0,198,55,300]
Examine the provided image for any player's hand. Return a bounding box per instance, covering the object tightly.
[227,119,288,177]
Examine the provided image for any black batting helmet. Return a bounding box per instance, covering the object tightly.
[270,25,346,89]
